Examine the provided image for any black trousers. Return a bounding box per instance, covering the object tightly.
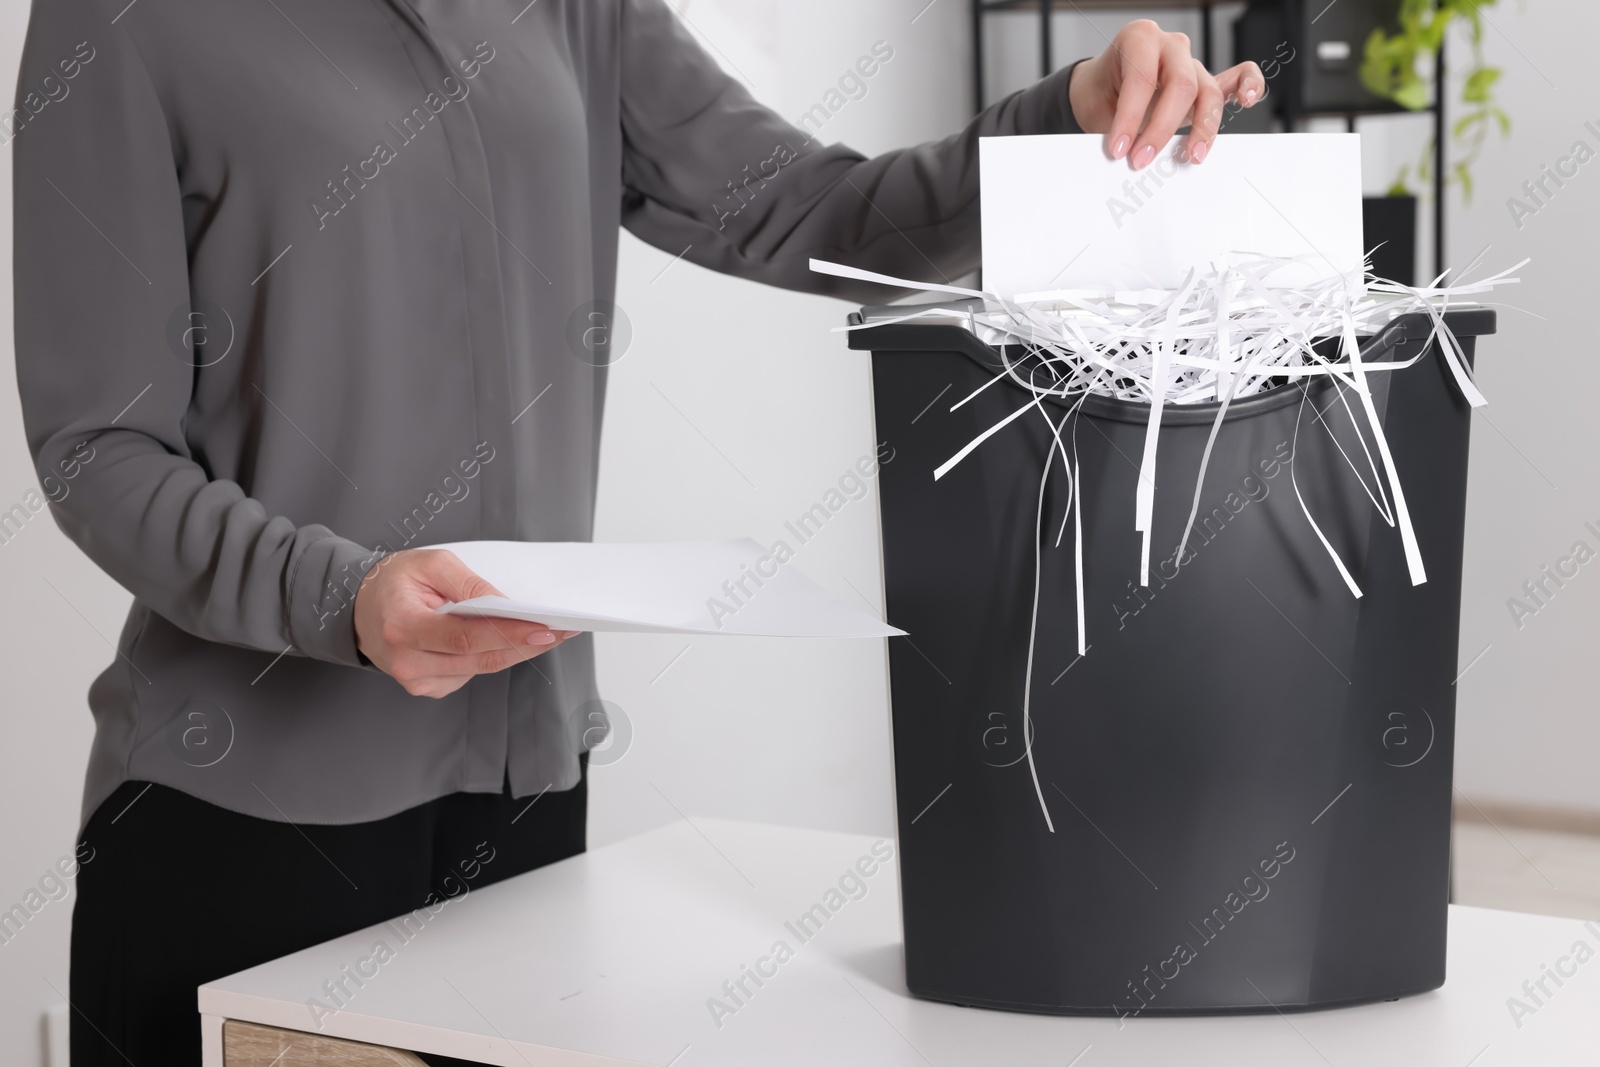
[70,760,587,1067]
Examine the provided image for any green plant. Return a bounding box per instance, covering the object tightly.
[1359,0,1511,201]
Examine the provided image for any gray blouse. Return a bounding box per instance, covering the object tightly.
[13,0,1081,830]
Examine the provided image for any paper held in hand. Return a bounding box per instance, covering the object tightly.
[432,538,904,638]
[978,132,1365,296]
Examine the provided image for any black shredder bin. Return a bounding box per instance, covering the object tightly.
[851,301,1495,1015]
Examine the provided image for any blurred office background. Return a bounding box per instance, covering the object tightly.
[1,1,1594,1062]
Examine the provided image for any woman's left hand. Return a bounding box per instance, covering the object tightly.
[1067,20,1267,168]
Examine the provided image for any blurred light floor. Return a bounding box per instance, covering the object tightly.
[1453,817,1600,921]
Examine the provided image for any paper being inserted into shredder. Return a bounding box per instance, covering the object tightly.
[977,132,1366,296]
[432,538,903,638]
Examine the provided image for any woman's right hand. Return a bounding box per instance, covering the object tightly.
[354,548,574,698]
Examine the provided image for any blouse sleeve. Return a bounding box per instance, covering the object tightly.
[616,0,1082,303]
[11,0,377,667]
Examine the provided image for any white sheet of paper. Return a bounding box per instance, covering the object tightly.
[430,539,904,638]
[979,133,1364,296]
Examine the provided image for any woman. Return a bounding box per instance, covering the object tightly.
[11,0,1261,1061]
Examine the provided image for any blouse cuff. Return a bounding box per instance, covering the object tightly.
[1010,59,1089,137]
[287,532,384,669]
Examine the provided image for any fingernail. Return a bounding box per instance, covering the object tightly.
[1244,87,1258,104]
[1110,134,1131,160]
[561,630,582,639]
[1131,143,1156,170]
[527,631,556,645]
[1189,139,1208,164]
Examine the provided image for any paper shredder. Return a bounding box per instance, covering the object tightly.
[852,302,1495,1014]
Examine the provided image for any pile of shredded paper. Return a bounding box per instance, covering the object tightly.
[814,252,1523,832]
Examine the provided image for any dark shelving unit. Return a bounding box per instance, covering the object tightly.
[971,0,1447,277]
[974,0,1223,116]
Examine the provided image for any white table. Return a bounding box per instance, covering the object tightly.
[200,819,1600,1066]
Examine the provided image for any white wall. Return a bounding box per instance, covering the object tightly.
[2,1,1596,1064]
[1444,3,1600,812]
[588,0,967,848]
